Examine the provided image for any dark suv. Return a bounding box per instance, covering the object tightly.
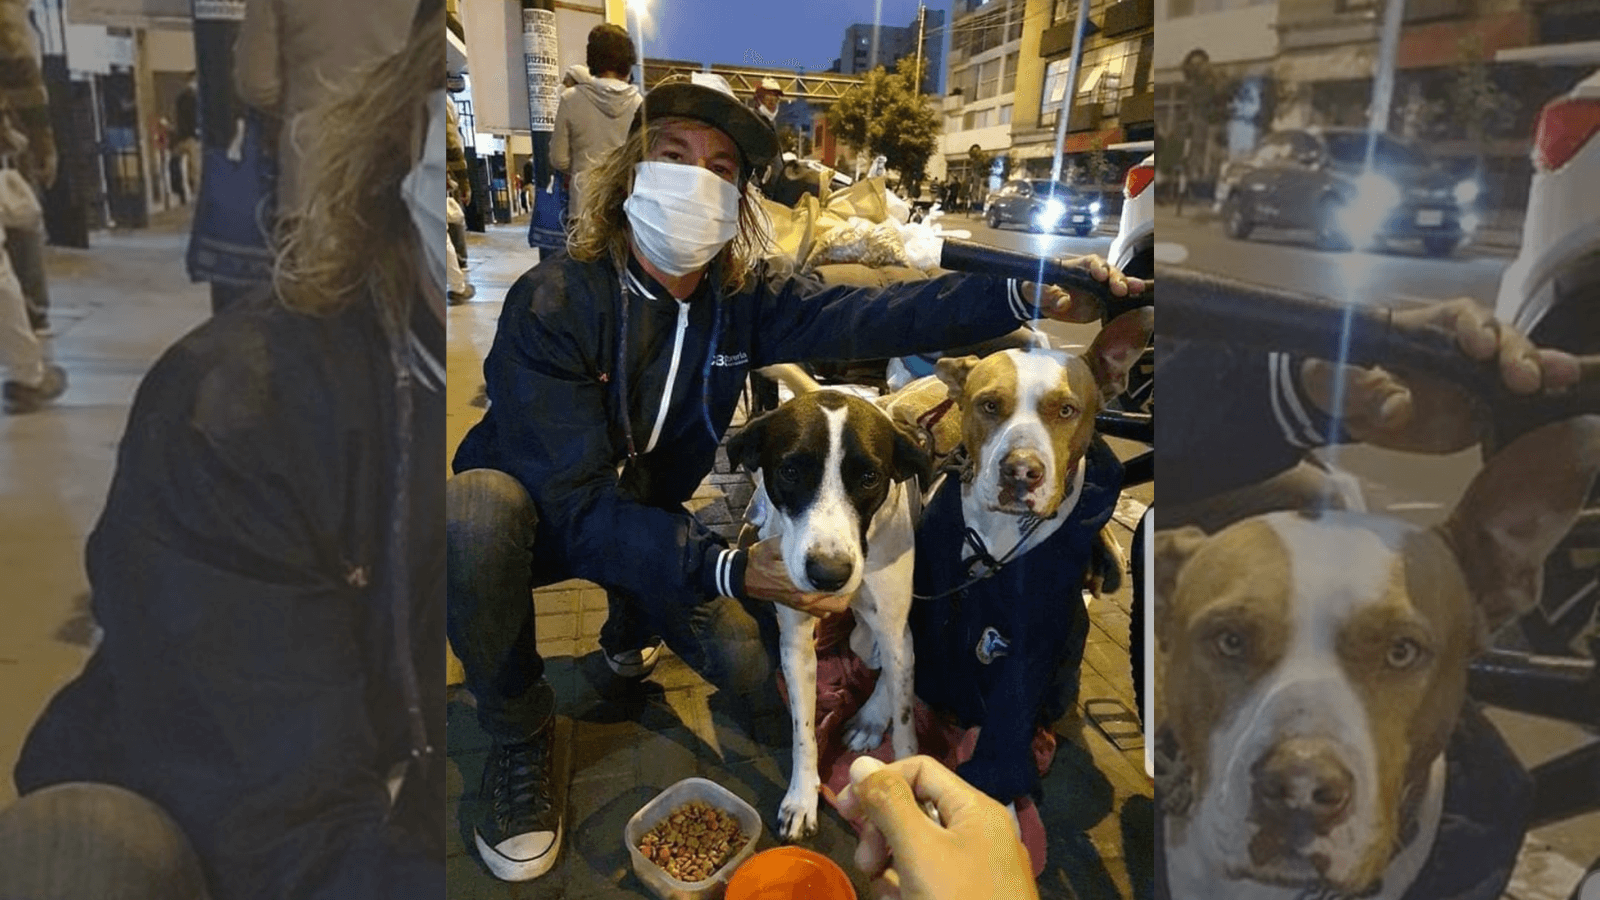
[985,179,1102,236]
[1216,128,1480,256]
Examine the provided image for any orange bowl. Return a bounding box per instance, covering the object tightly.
[725,847,857,900]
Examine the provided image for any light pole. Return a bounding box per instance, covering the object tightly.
[1050,0,1091,184]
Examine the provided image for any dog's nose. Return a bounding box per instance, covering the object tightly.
[1252,739,1355,832]
[804,552,854,593]
[1001,450,1046,490]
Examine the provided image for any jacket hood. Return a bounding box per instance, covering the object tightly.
[576,74,641,119]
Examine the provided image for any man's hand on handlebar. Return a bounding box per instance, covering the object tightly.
[1299,298,1581,453]
[742,536,854,616]
[1019,255,1146,325]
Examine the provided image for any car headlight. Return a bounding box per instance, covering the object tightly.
[1041,199,1065,220]
[1089,200,1102,213]
[1353,172,1401,212]
[1454,179,1480,205]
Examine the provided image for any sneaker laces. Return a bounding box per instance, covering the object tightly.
[489,739,552,833]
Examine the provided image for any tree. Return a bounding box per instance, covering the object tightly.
[1448,34,1517,174]
[1083,138,1115,189]
[967,143,993,209]
[826,56,940,198]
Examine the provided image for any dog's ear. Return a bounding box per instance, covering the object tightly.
[890,418,936,491]
[1153,525,1208,652]
[934,355,980,403]
[1442,415,1600,637]
[725,412,770,474]
[1086,307,1154,404]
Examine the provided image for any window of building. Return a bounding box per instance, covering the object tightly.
[963,64,980,98]
[1002,51,1018,93]
[1133,34,1153,93]
[962,108,994,130]
[1039,57,1069,126]
[977,58,1000,100]
[999,104,1013,124]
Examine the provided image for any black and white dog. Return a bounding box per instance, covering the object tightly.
[727,369,933,841]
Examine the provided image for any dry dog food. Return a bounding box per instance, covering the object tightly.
[636,801,748,883]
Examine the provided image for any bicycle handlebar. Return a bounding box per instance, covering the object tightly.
[937,238,1151,321]
[1160,266,1600,421]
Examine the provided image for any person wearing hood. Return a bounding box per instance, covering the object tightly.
[550,24,641,216]
[447,71,1143,883]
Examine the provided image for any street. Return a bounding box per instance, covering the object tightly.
[1155,205,1600,895]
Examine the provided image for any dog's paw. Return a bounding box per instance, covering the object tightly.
[843,711,889,753]
[777,788,820,842]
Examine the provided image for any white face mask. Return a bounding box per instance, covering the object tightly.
[622,161,741,278]
[404,90,448,290]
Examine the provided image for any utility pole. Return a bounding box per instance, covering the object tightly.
[522,0,558,223]
[913,2,926,93]
[1050,0,1091,183]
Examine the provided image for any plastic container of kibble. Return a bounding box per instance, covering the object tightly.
[625,778,763,900]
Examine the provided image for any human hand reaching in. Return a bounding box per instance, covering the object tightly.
[834,755,1038,900]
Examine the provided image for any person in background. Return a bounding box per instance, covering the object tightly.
[235,0,411,216]
[0,0,56,337]
[447,175,473,304]
[748,75,781,129]
[446,96,469,271]
[550,24,641,217]
[172,72,198,204]
[0,1,446,897]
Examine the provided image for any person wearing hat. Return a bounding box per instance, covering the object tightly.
[446,73,1143,883]
[749,75,783,128]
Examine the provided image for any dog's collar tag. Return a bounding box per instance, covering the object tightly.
[975,626,1010,664]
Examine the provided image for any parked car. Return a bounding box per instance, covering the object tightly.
[1107,143,1155,279]
[984,179,1103,236]
[1215,127,1480,256]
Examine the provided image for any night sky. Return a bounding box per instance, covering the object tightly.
[630,0,938,71]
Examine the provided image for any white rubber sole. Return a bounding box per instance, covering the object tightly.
[474,821,562,882]
[605,640,663,678]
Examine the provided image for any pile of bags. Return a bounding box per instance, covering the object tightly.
[757,175,966,278]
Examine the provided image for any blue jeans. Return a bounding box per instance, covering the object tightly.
[445,468,779,741]
[0,783,209,899]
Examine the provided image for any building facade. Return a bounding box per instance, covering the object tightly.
[1011,0,1155,184]
[940,0,1026,200]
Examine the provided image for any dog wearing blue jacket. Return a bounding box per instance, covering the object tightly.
[910,309,1151,806]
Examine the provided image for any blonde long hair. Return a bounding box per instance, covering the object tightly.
[567,117,771,295]
[273,0,443,330]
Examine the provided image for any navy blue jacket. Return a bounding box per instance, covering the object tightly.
[453,251,1035,603]
[910,437,1123,802]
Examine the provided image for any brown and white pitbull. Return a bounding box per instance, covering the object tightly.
[933,308,1152,564]
[1156,416,1600,900]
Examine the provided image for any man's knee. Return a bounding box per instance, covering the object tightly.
[447,469,539,545]
[0,783,210,900]
[692,598,774,695]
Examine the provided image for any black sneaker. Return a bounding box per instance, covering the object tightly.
[474,717,561,881]
[4,364,66,414]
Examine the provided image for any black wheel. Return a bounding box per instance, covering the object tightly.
[1222,195,1253,240]
[987,208,1002,229]
[1422,236,1457,257]
[1315,198,1352,251]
